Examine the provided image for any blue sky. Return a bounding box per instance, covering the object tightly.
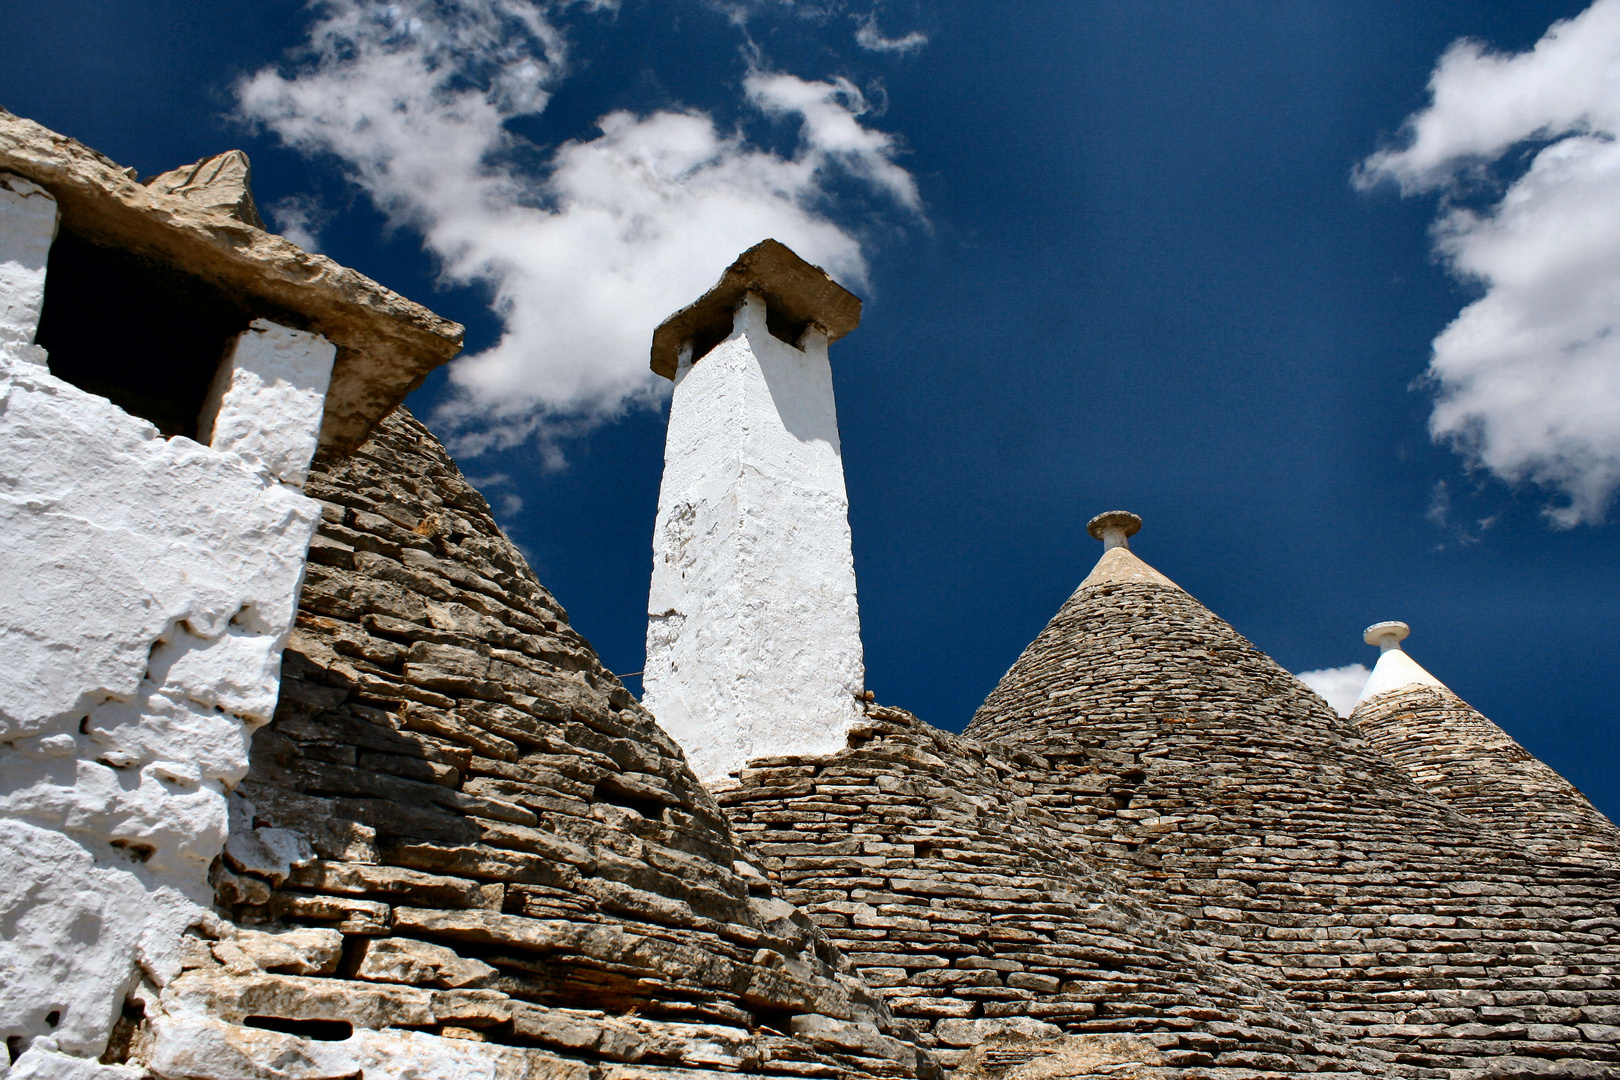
[8,0,1618,814]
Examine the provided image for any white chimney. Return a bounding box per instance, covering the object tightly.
[644,240,866,784]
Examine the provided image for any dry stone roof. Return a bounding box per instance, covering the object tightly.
[123,406,1620,1080]
[719,706,1381,1078]
[152,408,933,1080]
[1351,680,1620,868]
[960,542,1620,1078]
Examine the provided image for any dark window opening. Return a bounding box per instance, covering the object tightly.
[687,294,813,368]
[763,298,810,349]
[34,229,277,439]
[244,1016,353,1042]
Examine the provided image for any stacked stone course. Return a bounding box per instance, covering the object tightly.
[1351,685,1620,867]
[957,554,1620,1078]
[719,705,1382,1079]
[145,408,933,1080]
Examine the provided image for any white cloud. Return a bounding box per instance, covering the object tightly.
[855,16,927,55]
[265,193,330,253]
[236,0,919,459]
[1356,0,1620,526]
[1295,664,1371,718]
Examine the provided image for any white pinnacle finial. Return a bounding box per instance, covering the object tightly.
[1087,510,1142,552]
[1354,619,1444,708]
[1363,620,1411,653]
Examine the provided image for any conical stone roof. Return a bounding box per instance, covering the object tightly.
[1351,627,1620,866]
[967,540,1358,756]
[962,521,1620,1077]
[118,408,933,1080]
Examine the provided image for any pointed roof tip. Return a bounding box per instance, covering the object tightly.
[1352,620,1446,710]
[1079,511,1180,590]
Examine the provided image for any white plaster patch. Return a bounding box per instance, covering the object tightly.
[644,292,864,783]
[0,357,318,737]
[6,1040,143,1079]
[0,820,150,1059]
[198,320,336,488]
[0,172,58,350]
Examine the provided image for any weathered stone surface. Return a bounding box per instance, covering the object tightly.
[1352,681,1620,866]
[156,407,930,1080]
[720,706,1375,1078]
[143,150,264,228]
[352,937,496,987]
[955,542,1620,1077]
[229,928,343,976]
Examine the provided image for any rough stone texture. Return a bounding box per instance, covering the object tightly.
[720,705,1382,1079]
[143,151,265,230]
[0,107,462,453]
[1353,682,1620,867]
[127,408,932,1080]
[646,290,864,784]
[959,544,1620,1079]
[650,239,861,380]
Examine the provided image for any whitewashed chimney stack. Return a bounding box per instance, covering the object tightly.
[644,241,866,784]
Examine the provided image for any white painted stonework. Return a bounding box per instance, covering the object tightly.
[199,319,336,488]
[645,291,865,784]
[0,173,57,350]
[1354,642,1446,708]
[0,182,333,1072]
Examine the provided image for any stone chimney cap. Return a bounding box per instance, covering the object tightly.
[650,239,861,380]
[1087,511,1142,542]
[1363,621,1411,648]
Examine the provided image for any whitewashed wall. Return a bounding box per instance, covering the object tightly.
[645,291,865,784]
[0,174,334,1075]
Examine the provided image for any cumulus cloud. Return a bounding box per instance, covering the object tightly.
[1356,0,1620,526]
[1295,664,1371,718]
[236,0,919,458]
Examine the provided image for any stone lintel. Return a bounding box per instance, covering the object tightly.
[649,239,860,380]
[0,107,464,454]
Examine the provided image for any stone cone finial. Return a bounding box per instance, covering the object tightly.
[1354,620,1444,708]
[1087,511,1142,552]
[1364,621,1411,653]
